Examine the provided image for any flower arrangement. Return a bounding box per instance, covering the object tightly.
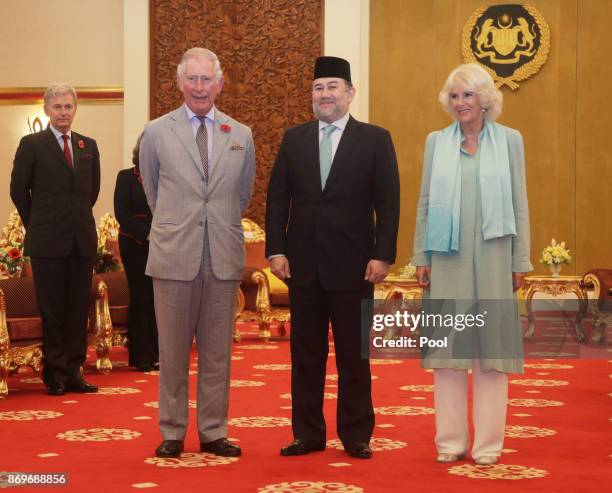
[539,238,572,266]
[397,262,417,278]
[0,211,26,278]
[97,213,119,249]
[95,213,120,273]
[94,244,120,273]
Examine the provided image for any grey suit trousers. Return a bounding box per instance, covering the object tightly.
[154,226,238,442]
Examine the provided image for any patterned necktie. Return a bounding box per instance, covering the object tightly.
[196,116,209,182]
[319,124,336,189]
[62,134,73,168]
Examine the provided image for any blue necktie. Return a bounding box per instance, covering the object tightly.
[319,124,337,189]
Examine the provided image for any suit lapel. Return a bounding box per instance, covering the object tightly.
[209,109,232,184]
[323,115,360,193]
[305,122,323,193]
[43,127,73,175]
[169,107,205,178]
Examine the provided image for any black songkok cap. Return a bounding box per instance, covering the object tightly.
[314,56,351,82]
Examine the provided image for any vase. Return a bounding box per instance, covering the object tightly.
[550,264,562,277]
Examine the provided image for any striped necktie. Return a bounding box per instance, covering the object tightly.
[196,116,209,182]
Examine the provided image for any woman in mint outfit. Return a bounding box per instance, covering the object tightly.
[412,64,532,465]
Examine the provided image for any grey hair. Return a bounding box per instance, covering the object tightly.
[438,63,503,121]
[176,47,223,82]
[43,84,77,105]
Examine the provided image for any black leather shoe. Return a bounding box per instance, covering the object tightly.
[46,383,65,396]
[155,440,184,458]
[280,439,326,456]
[65,378,98,393]
[346,442,372,459]
[200,438,241,457]
[136,364,155,372]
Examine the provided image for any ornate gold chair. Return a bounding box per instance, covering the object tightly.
[94,214,129,349]
[0,276,112,398]
[237,219,290,341]
[582,269,611,344]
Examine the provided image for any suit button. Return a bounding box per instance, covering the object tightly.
[198,221,204,226]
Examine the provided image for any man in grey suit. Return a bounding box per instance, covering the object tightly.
[139,47,256,458]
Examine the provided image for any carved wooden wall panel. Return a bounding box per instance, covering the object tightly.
[150,0,322,225]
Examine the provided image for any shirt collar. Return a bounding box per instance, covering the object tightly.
[185,103,215,123]
[50,125,71,141]
[318,111,350,132]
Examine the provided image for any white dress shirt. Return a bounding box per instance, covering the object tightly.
[185,104,215,173]
[50,125,73,162]
[318,111,350,161]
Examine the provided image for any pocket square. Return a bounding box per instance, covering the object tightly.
[230,143,245,151]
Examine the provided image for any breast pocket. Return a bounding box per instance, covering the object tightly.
[153,213,179,225]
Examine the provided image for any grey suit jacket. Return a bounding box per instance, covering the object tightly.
[139,105,256,281]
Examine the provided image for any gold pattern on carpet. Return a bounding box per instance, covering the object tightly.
[374,406,435,416]
[57,428,141,441]
[449,464,548,480]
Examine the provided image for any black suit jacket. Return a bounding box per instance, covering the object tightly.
[265,116,400,290]
[114,167,152,244]
[10,127,101,258]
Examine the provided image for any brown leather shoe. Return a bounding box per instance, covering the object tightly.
[280,439,326,456]
[346,442,372,459]
[200,438,241,457]
[155,440,184,458]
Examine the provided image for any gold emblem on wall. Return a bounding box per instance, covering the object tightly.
[462,4,550,90]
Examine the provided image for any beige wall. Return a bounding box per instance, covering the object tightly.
[0,0,123,228]
[325,0,370,120]
[123,0,149,167]
[371,0,611,275]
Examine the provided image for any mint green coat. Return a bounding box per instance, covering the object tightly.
[411,124,532,373]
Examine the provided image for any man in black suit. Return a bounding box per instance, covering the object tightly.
[10,85,100,396]
[266,57,400,459]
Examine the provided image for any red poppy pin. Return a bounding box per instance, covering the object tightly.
[220,124,231,133]
[78,140,85,149]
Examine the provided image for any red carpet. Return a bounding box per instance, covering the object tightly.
[0,320,610,492]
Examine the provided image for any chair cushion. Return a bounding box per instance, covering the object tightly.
[584,269,612,310]
[98,271,130,305]
[109,305,129,326]
[0,277,40,318]
[245,242,268,271]
[262,268,288,296]
[7,318,43,341]
[9,338,43,349]
[270,292,289,306]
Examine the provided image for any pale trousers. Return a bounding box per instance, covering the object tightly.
[434,359,508,459]
[153,230,238,443]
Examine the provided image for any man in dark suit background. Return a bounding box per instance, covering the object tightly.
[265,57,400,459]
[10,85,100,396]
[114,137,158,372]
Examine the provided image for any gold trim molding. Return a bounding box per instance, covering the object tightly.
[0,86,124,105]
